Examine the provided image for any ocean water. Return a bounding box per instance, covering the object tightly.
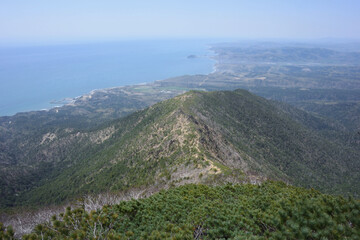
[0,39,216,116]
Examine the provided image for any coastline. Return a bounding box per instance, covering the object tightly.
[1,49,217,117]
[0,41,218,117]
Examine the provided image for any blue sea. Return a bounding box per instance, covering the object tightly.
[0,39,216,116]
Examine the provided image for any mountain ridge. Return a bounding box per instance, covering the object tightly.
[1,89,359,209]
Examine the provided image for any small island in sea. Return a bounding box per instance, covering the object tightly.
[187,54,197,59]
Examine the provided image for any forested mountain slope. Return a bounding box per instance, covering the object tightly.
[1,90,359,209]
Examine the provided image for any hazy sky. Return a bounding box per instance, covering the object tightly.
[1,0,360,45]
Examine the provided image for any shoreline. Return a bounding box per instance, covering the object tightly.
[1,44,218,118]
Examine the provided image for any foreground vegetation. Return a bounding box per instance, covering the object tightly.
[1,182,357,239]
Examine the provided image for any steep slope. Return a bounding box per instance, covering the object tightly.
[2,90,360,208]
[0,85,184,208]
[187,90,359,194]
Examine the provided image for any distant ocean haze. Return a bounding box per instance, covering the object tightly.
[0,39,215,116]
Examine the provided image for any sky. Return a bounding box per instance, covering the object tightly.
[1,0,360,45]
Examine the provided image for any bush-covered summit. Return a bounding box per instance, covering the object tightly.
[19,182,360,239]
